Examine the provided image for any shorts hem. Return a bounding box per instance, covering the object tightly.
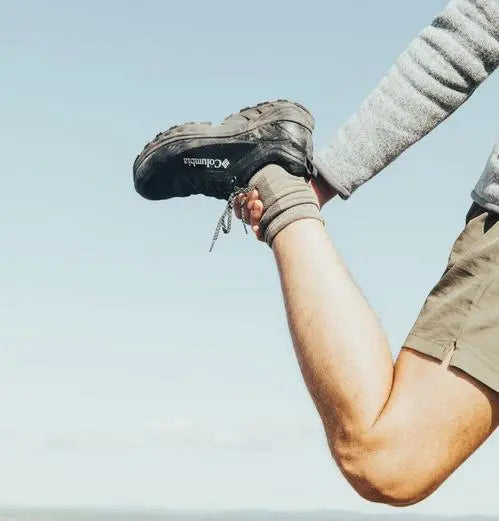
[404,334,452,362]
[452,340,499,393]
[405,335,498,393]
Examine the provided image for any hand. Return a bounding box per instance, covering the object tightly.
[234,190,265,242]
[233,177,336,243]
[310,177,338,208]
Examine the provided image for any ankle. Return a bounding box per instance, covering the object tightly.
[248,164,324,247]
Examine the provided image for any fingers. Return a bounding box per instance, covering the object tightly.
[250,199,263,228]
[245,190,259,224]
[250,199,264,242]
[235,190,258,224]
[233,189,265,242]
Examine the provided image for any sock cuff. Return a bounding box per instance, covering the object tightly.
[264,203,324,247]
[249,164,323,247]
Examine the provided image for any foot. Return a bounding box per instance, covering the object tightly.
[230,164,324,247]
[133,100,315,202]
[235,177,336,241]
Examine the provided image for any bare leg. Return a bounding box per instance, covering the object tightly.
[274,219,393,432]
[238,173,498,506]
[271,217,498,504]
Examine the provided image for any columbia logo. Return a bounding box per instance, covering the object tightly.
[184,157,231,169]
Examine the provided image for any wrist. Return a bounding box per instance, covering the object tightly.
[311,177,338,209]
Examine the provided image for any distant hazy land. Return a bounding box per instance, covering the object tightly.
[0,510,495,521]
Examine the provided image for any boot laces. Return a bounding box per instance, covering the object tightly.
[209,186,252,252]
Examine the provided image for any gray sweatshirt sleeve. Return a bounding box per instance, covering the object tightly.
[314,0,499,199]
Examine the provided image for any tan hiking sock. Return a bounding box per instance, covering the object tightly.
[248,164,324,247]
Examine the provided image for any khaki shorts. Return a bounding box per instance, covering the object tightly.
[406,203,499,393]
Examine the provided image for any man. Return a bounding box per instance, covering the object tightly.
[133,0,499,507]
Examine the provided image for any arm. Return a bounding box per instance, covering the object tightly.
[315,0,499,199]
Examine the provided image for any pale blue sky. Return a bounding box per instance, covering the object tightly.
[1,0,498,515]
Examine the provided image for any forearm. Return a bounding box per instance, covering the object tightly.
[315,0,499,199]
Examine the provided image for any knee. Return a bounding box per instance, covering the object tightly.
[346,459,432,506]
[332,435,435,507]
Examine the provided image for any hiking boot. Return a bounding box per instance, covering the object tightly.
[133,100,315,202]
